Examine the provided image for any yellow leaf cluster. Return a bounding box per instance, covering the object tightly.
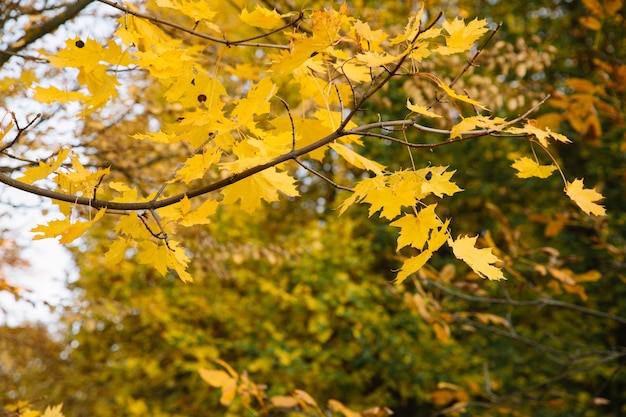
[339,167,462,220]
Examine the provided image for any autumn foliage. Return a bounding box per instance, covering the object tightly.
[1,0,624,416]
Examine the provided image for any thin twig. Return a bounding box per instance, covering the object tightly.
[96,0,292,50]
[295,159,353,192]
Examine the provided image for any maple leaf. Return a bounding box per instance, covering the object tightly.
[240,5,288,29]
[55,153,111,195]
[199,368,238,406]
[449,235,505,280]
[41,404,65,417]
[389,7,425,45]
[34,86,89,104]
[565,178,606,216]
[31,208,106,244]
[337,61,372,83]
[174,148,222,183]
[104,238,131,265]
[511,157,557,179]
[156,0,220,32]
[394,219,450,284]
[507,121,572,147]
[438,18,489,55]
[390,204,441,251]
[356,51,397,67]
[433,77,487,110]
[17,148,70,184]
[220,167,299,213]
[329,143,385,175]
[420,167,463,198]
[231,78,277,127]
[450,115,507,139]
[407,99,441,118]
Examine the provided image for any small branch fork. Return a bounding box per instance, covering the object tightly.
[1,15,542,213]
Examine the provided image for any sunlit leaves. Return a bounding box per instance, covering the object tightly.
[240,6,289,29]
[507,120,572,147]
[394,219,450,284]
[449,235,505,280]
[438,18,489,55]
[391,204,441,251]
[17,148,70,184]
[31,208,106,244]
[450,115,506,139]
[339,167,461,220]
[565,178,606,216]
[221,167,299,213]
[137,239,192,282]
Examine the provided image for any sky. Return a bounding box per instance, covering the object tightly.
[0,188,76,328]
[0,1,115,328]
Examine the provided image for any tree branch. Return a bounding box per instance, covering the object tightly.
[96,0,294,50]
[0,0,95,68]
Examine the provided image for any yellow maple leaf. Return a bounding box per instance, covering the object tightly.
[179,199,220,227]
[511,157,557,179]
[55,153,111,195]
[449,235,505,280]
[355,51,397,67]
[434,77,487,110]
[41,404,65,417]
[329,143,385,175]
[199,368,238,406]
[394,219,450,284]
[438,18,489,55]
[507,121,572,147]
[337,61,372,83]
[450,115,507,139]
[155,0,219,32]
[33,86,89,104]
[390,204,440,251]
[220,168,299,213]
[407,99,441,118]
[174,149,222,183]
[389,7,425,45]
[420,167,463,198]
[240,5,288,29]
[31,208,106,244]
[17,148,70,184]
[104,238,131,264]
[231,78,277,127]
[565,178,606,216]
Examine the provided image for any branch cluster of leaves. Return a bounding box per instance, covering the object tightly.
[0,1,605,285]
